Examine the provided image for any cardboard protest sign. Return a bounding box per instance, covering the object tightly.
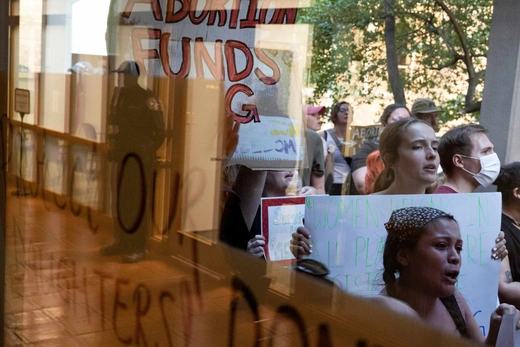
[304,193,502,336]
[261,196,305,261]
[343,124,382,157]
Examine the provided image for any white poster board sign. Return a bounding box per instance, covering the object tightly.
[304,193,502,336]
[233,117,303,169]
[261,196,305,261]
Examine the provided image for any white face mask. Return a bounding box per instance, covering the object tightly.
[460,153,501,187]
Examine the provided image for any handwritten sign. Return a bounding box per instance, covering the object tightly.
[343,124,382,157]
[261,196,305,261]
[230,116,304,169]
[304,193,502,335]
[112,1,308,169]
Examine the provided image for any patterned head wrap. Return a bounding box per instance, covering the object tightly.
[385,207,455,241]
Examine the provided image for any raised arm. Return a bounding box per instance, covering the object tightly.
[499,256,520,308]
[290,226,312,260]
[308,173,325,195]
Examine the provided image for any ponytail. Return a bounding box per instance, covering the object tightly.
[373,167,394,193]
[382,235,399,298]
[382,268,397,298]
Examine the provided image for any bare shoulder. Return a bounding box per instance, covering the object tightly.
[371,190,387,196]
[453,290,472,317]
[367,296,420,318]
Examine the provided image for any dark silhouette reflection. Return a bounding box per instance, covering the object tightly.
[101,61,165,263]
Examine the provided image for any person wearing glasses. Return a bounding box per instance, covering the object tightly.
[320,101,352,195]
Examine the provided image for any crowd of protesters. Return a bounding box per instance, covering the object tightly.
[218,96,520,345]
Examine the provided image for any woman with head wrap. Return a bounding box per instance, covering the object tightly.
[382,206,518,344]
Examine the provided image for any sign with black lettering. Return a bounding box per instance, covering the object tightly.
[109,0,307,169]
[343,124,382,157]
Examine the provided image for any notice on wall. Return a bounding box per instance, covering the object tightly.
[14,88,30,115]
[261,196,305,261]
[343,124,382,157]
[304,193,502,335]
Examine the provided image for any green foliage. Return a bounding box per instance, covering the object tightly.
[298,0,493,123]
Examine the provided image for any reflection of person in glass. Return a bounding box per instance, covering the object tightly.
[101,61,165,263]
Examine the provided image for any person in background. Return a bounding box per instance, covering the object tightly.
[220,167,318,258]
[411,98,440,129]
[497,162,520,308]
[101,61,166,263]
[435,124,500,194]
[351,104,411,194]
[320,101,352,195]
[301,104,326,195]
[304,104,326,132]
[364,150,384,195]
[304,104,334,192]
[382,206,519,345]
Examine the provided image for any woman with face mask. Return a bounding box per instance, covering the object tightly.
[497,162,520,308]
[382,206,519,345]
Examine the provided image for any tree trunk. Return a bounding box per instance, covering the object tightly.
[384,0,406,105]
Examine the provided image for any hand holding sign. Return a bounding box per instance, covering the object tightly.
[489,304,520,346]
[290,226,312,260]
[494,231,508,260]
[304,193,502,336]
[247,235,266,258]
[261,197,304,261]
